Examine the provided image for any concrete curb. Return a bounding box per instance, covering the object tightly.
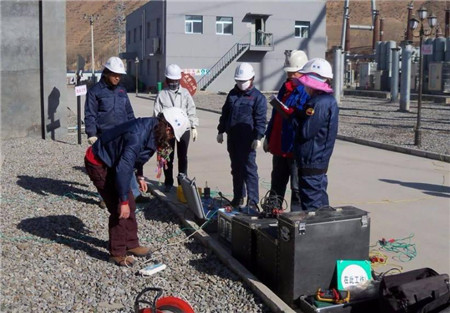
[196,107,450,164]
[343,89,450,104]
[147,182,295,313]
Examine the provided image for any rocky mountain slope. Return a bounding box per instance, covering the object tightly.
[66,0,448,71]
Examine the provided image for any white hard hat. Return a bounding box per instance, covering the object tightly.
[165,64,182,80]
[283,50,308,72]
[234,63,255,81]
[104,57,126,74]
[161,107,189,141]
[299,58,333,79]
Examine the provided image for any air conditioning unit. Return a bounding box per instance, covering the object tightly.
[152,37,160,54]
[428,62,442,92]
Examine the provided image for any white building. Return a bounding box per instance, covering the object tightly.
[122,0,328,92]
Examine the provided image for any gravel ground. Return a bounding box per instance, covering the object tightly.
[1,92,448,313]
[0,137,269,312]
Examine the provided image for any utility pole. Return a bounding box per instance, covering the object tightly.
[115,1,126,55]
[84,14,99,83]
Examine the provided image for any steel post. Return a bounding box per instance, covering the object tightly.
[390,48,400,102]
[399,43,412,112]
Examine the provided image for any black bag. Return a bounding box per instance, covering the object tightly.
[380,268,450,313]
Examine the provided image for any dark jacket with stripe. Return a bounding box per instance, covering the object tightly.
[294,94,339,173]
[84,78,135,138]
[217,85,267,140]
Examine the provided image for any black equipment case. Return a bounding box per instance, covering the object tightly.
[277,206,370,306]
[379,268,450,313]
[255,223,279,292]
[231,215,277,271]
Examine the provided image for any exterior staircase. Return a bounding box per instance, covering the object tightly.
[197,43,250,91]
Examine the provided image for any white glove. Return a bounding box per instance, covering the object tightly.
[263,138,269,153]
[88,136,98,145]
[191,128,198,142]
[217,133,224,144]
[251,139,261,150]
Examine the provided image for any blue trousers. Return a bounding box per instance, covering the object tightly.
[298,173,329,211]
[227,136,259,205]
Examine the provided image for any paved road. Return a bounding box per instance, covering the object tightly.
[68,88,450,275]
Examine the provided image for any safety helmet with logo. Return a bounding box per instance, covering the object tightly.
[104,57,126,74]
[161,107,189,142]
[234,63,255,81]
[165,64,182,80]
[299,58,333,79]
[283,50,308,72]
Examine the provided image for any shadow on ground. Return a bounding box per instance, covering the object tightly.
[16,175,98,205]
[17,214,109,261]
[380,179,450,198]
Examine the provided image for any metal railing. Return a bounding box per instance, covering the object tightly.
[197,42,249,90]
[251,31,273,47]
[196,31,273,90]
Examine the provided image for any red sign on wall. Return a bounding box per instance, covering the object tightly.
[180,73,198,96]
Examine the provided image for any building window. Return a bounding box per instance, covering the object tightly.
[216,16,233,35]
[185,15,203,34]
[146,22,151,39]
[134,28,137,42]
[139,25,142,40]
[295,21,310,38]
[147,59,150,75]
[127,30,130,44]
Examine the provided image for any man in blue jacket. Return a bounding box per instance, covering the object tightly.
[84,56,145,206]
[264,50,309,211]
[217,63,267,208]
[84,107,189,266]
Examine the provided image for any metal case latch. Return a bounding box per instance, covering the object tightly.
[361,215,368,227]
[298,222,306,235]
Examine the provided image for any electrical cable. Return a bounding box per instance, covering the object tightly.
[259,190,288,217]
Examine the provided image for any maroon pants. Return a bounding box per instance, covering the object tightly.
[85,158,139,257]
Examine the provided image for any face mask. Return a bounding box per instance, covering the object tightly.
[168,82,179,91]
[236,80,251,91]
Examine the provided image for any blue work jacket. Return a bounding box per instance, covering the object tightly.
[84,78,135,138]
[217,86,267,140]
[294,94,339,171]
[92,118,158,202]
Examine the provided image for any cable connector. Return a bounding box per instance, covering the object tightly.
[316,288,350,304]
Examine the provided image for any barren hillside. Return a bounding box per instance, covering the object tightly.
[66,0,448,71]
[66,0,146,70]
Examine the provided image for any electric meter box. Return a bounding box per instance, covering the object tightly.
[277,206,370,306]
[231,215,277,271]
